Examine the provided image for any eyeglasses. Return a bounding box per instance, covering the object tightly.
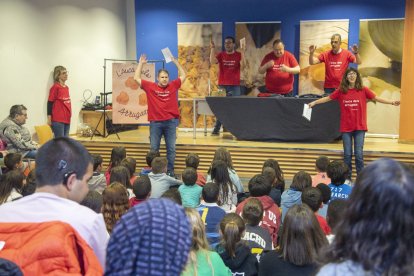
[61,71,68,75]
[347,72,357,76]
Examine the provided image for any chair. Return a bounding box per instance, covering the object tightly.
[34,125,54,145]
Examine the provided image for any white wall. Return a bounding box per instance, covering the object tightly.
[0,0,136,135]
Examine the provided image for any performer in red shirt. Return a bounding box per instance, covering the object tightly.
[258,39,300,97]
[210,36,245,135]
[309,34,361,94]
[308,68,400,179]
[134,54,186,176]
[48,66,71,137]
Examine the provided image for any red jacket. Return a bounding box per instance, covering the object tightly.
[0,221,103,275]
[236,196,281,246]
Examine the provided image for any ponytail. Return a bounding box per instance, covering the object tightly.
[220,213,245,258]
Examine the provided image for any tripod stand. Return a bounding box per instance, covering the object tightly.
[90,91,120,139]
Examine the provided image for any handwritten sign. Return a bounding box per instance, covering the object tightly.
[112,62,155,124]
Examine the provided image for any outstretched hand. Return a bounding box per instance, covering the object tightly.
[309,45,317,54]
[139,54,147,64]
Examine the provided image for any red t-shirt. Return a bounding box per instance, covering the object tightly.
[318,49,356,89]
[260,51,298,94]
[316,214,331,235]
[141,79,181,121]
[48,83,71,124]
[329,87,376,133]
[216,51,241,85]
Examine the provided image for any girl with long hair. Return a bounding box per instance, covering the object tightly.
[109,166,133,199]
[217,213,258,275]
[259,204,328,276]
[318,158,414,275]
[207,147,244,193]
[210,160,237,212]
[105,146,127,183]
[0,171,25,204]
[309,67,399,179]
[182,208,231,276]
[102,182,129,234]
[262,158,285,194]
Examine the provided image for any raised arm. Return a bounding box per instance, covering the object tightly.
[309,45,321,65]
[209,38,218,64]
[351,44,362,65]
[172,57,187,83]
[133,54,147,87]
[308,96,332,108]
[373,96,400,106]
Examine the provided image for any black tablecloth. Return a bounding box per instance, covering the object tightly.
[206,96,340,142]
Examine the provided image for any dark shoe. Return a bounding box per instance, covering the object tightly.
[211,131,220,136]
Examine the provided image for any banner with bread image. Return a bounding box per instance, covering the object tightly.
[112,62,155,124]
[359,19,403,135]
[298,20,350,95]
[177,22,222,128]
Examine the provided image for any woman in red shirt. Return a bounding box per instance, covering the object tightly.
[48,66,71,137]
[308,68,400,180]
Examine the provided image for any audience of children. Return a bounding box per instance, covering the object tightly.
[88,154,106,194]
[148,157,182,198]
[280,170,312,221]
[259,204,328,276]
[316,183,331,218]
[209,160,238,212]
[325,199,347,243]
[311,156,331,186]
[318,158,413,275]
[207,147,244,193]
[121,157,137,185]
[102,182,129,234]
[197,182,227,248]
[0,170,25,204]
[236,174,281,247]
[129,175,151,207]
[301,187,331,235]
[327,160,352,201]
[216,213,259,276]
[139,149,160,176]
[185,153,206,186]
[80,190,103,213]
[241,198,273,261]
[178,167,203,208]
[182,208,232,276]
[105,146,126,183]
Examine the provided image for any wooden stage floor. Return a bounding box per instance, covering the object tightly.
[76,127,414,180]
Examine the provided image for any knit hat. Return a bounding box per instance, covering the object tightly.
[105,199,191,275]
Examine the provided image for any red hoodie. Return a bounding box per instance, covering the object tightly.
[236,196,281,246]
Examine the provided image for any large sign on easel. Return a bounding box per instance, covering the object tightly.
[112,63,155,124]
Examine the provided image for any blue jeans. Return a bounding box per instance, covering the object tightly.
[213,85,241,133]
[342,130,365,178]
[52,122,70,138]
[24,150,37,159]
[150,119,177,172]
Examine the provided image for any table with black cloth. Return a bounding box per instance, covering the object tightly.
[205,96,340,142]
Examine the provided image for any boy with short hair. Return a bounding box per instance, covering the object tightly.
[140,150,160,176]
[4,152,23,172]
[148,157,182,198]
[178,167,202,207]
[327,160,352,201]
[88,154,107,193]
[242,198,273,261]
[185,153,206,186]
[301,187,331,235]
[197,182,226,248]
[129,175,152,207]
[312,156,331,186]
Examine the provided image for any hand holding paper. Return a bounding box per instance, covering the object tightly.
[161,47,174,63]
[303,103,312,121]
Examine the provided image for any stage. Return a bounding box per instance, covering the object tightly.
[76,126,414,181]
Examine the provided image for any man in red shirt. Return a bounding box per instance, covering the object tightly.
[134,54,186,176]
[309,33,361,94]
[258,39,300,97]
[210,36,245,135]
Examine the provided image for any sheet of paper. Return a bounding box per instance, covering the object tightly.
[303,103,312,121]
[161,47,173,63]
[240,37,246,49]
